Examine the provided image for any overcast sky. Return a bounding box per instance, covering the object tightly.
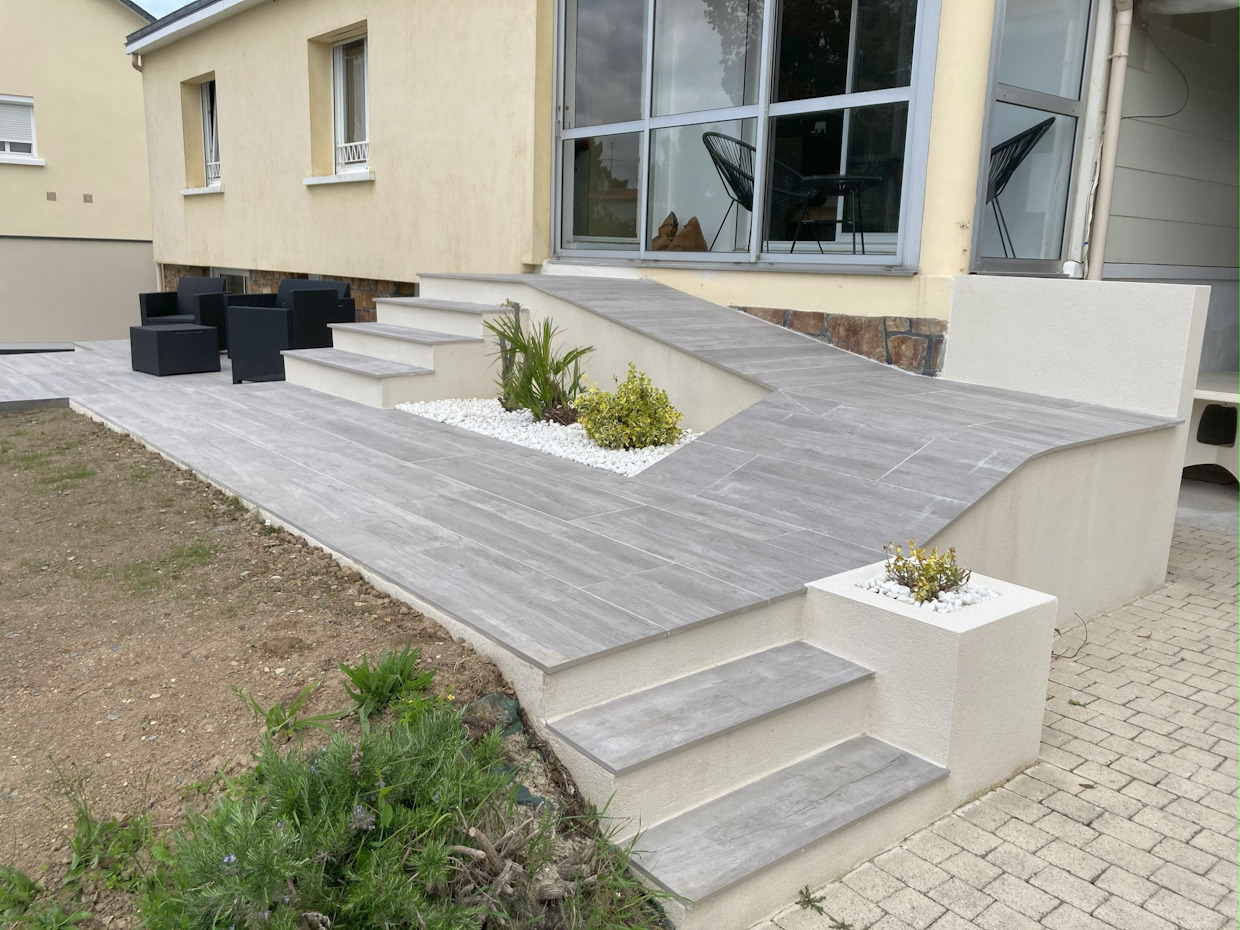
[140,0,188,19]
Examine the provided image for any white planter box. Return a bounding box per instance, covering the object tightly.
[802,562,1058,804]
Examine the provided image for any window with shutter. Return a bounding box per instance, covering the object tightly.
[0,96,35,157]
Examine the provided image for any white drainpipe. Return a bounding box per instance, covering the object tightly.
[1086,0,1134,279]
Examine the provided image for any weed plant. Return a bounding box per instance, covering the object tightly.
[0,866,90,928]
[340,644,435,732]
[138,703,667,929]
[233,681,347,742]
[883,539,971,603]
[484,306,594,424]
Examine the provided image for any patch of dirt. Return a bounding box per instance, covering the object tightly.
[0,408,518,919]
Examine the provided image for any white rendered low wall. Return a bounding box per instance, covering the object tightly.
[802,564,1058,799]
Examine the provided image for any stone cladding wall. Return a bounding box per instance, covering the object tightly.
[160,264,417,323]
[740,306,947,376]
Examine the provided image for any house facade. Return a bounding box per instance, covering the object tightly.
[125,0,1236,374]
[1,0,157,349]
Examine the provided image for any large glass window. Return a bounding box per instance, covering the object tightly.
[557,0,933,264]
[976,0,1092,267]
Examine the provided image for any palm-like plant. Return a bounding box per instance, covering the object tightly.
[484,307,594,424]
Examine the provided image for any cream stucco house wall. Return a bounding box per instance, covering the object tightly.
[0,0,157,348]
[125,0,1234,375]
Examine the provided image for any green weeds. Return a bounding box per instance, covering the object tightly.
[340,644,435,732]
[233,681,348,741]
[120,540,214,595]
[40,466,95,487]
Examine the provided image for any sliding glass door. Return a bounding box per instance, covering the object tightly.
[556,0,937,265]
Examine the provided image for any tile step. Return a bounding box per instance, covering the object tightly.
[329,322,482,345]
[631,735,946,905]
[374,296,508,315]
[281,347,432,379]
[549,641,871,775]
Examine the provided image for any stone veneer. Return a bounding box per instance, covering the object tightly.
[160,264,417,323]
[739,307,947,376]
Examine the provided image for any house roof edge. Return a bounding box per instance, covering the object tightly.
[125,0,264,54]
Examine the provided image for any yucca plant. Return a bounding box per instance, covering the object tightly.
[484,306,594,424]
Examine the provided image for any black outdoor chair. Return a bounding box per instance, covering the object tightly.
[199,278,355,353]
[703,132,824,253]
[986,117,1054,258]
[137,276,226,329]
[227,287,354,384]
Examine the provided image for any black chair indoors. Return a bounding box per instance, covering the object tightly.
[703,132,823,253]
[198,278,356,353]
[986,117,1054,258]
[137,276,226,328]
[227,286,355,384]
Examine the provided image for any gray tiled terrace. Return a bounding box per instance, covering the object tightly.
[0,277,1175,672]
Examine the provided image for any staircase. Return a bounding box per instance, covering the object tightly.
[280,273,1055,930]
[281,296,520,407]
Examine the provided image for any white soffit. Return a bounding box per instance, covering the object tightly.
[126,0,267,54]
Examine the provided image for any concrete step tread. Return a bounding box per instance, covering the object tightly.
[631,735,946,904]
[375,297,510,315]
[282,347,433,378]
[329,322,482,345]
[550,642,872,775]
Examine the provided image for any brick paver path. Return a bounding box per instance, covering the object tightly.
[764,524,1238,930]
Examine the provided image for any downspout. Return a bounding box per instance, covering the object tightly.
[1085,0,1134,279]
[130,53,143,72]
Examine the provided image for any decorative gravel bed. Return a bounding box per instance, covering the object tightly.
[397,397,701,477]
[857,574,1000,613]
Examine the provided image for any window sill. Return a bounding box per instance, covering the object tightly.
[303,169,374,186]
[0,154,45,166]
[182,185,223,196]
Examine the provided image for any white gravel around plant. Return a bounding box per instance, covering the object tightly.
[857,574,999,613]
[396,397,700,477]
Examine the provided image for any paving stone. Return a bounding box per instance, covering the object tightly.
[1189,829,1238,864]
[775,883,885,930]
[1004,772,1056,803]
[940,851,1003,889]
[845,862,908,904]
[1133,805,1205,842]
[1030,863,1110,913]
[1144,887,1229,930]
[904,829,962,865]
[1165,798,1237,836]
[1040,840,1109,881]
[931,818,1003,857]
[983,873,1059,920]
[985,842,1046,881]
[927,877,993,920]
[1092,812,1163,851]
[1078,782,1146,818]
[1150,862,1229,908]
[1093,895,1177,930]
[1157,772,1212,801]
[1151,836,1221,873]
[1032,811,1101,847]
[1205,858,1238,892]
[974,900,1044,930]
[1122,779,1178,809]
[1044,790,1106,825]
[1085,835,1167,878]
[925,912,977,930]
[1042,903,1116,930]
[869,916,917,930]
[1073,760,1133,791]
[994,817,1054,853]
[1096,864,1160,905]
[1028,762,1086,794]
[880,888,947,930]
[875,849,952,894]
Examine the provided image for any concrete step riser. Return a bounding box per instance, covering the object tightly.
[330,329,437,368]
[283,356,387,407]
[540,597,801,720]
[662,778,953,930]
[548,680,873,833]
[375,301,524,338]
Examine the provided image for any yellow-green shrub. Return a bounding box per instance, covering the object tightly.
[883,539,972,604]
[576,364,684,450]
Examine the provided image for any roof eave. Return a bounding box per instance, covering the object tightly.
[125,0,265,54]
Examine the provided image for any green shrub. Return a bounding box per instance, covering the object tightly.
[575,365,684,450]
[883,539,971,604]
[484,303,594,424]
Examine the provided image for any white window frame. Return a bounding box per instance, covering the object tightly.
[201,80,221,186]
[332,37,369,173]
[210,266,248,294]
[550,0,941,272]
[0,94,43,166]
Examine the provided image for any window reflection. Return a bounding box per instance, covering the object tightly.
[775,0,916,103]
[652,0,763,116]
[568,0,646,127]
[563,134,642,249]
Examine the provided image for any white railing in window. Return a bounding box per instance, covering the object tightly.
[336,140,368,168]
[205,160,221,185]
